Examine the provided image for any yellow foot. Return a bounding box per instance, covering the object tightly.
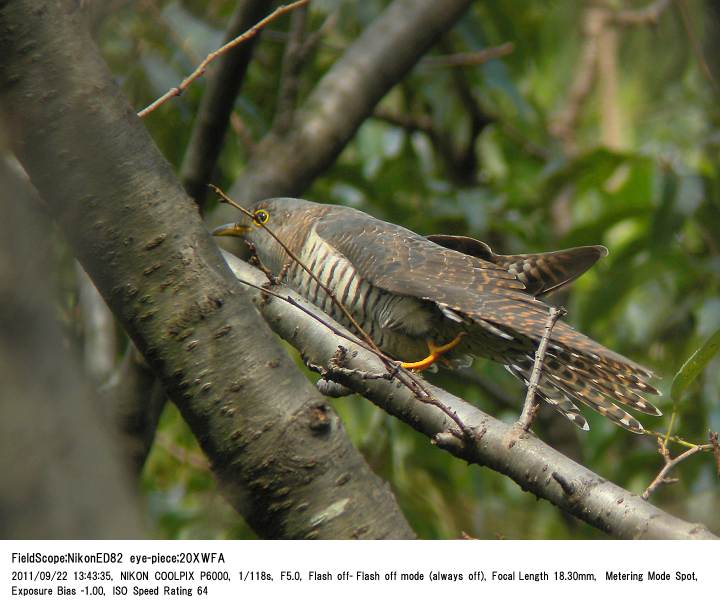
[400,333,466,371]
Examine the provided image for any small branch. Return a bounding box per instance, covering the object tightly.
[420,42,514,68]
[299,9,338,58]
[100,345,167,474]
[549,6,606,154]
[642,439,703,500]
[675,0,720,96]
[614,0,671,26]
[179,0,269,208]
[272,2,309,134]
[710,431,720,478]
[372,107,436,136]
[137,0,310,118]
[155,432,208,471]
[436,39,493,184]
[517,307,566,432]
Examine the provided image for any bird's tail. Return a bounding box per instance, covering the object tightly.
[506,337,661,434]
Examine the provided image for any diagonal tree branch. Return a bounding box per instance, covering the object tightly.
[0,0,414,540]
[226,0,473,206]
[222,251,718,540]
[179,0,270,208]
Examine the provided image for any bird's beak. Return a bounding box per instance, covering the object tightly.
[212,222,251,237]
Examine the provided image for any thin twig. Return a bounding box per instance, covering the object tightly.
[420,42,514,68]
[155,432,208,471]
[643,428,712,451]
[517,307,566,431]
[549,6,606,154]
[272,2,309,134]
[642,439,703,500]
[675,0,720,96]
[137,0,310,118]
[614,0,672,26]
[710,431,720,478]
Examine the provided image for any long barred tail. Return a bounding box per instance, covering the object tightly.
[506,339,661,434]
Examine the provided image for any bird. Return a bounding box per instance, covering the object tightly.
[213,198,661,434]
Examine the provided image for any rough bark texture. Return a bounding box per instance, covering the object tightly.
[0,0,414,540]
[223,251,719,540]
[224,0,472,207]
[0,160,146,539]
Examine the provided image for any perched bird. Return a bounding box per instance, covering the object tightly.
[213,198,661,433]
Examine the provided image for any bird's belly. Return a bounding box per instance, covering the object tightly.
[284,242,434,360]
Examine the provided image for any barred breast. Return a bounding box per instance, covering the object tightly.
[284,227,434,360]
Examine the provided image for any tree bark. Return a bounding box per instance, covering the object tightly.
[223,251,719,540]
[0,160,145,539]
[0,0,414,540]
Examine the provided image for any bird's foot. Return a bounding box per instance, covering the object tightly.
[400,333,466,371]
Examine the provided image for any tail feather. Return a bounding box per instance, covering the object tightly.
[546,373,645,433]
[507,364,590,432]
[543,352,662,416]
[508,343,659,434]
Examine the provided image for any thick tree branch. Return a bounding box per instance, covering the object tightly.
[179,0,269,208]
[100,344,168,474]
[223,252,718,540]
[0,159,145,538]
[271,2,309,135]
[0,0,414,540]
[227,0,473,205]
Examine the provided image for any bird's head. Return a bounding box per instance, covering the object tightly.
[212,197,331,271]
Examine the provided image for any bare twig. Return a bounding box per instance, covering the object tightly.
[614,0,672,26]
[643,427,711,451]
[517,307,566,432]
[155,432,209,471]
[299,9,338,58]
[179,0,268,208]
[675,0,720,95]
[420,42,514,68]
[642,438,703,500]
[549,6,606,154]
[710,431,720,478]
[272,2,310,134]
[372,107,436,136]
[137,0,310,118]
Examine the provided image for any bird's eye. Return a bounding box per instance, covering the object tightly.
[253,209,269,226]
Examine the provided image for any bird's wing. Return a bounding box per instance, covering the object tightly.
[316,210,659,433]
[318,211,576,346]
[426,234,607,297]
[316,211,537,325]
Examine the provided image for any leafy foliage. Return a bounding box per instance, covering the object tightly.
[98,0,719,538]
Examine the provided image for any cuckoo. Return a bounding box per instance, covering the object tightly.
[213,198,661,433]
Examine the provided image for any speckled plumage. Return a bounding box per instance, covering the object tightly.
[214,198,661,433]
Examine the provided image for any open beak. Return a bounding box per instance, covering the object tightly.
[212,222,251,237]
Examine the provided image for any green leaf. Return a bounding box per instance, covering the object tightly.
[671,329,720,402]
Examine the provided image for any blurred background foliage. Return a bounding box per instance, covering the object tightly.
[82,0,720,538]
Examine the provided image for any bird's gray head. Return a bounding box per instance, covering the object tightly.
[212,197,331,270]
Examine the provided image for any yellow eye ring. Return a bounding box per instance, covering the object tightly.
[252,209,269,227]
